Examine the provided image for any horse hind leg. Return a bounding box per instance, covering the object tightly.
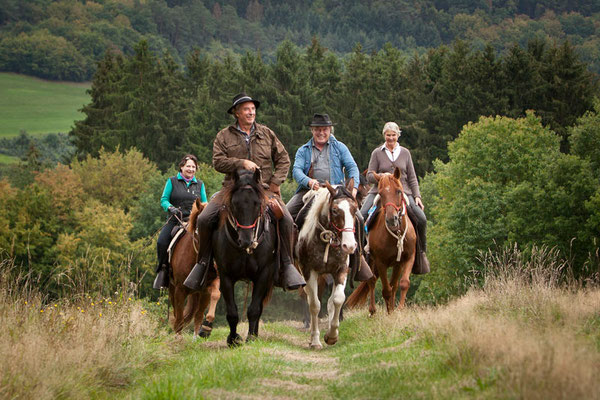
[324,276,347,346]
[305,270,322,349]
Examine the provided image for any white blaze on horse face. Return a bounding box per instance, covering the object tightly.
[338,199,356,254]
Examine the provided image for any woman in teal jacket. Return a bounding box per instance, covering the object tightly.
[154,154,207,289]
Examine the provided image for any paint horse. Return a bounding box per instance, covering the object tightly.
[212,169,278,347]
[169,198,221,336]
[346,167,417,314]
[296,179,358,349]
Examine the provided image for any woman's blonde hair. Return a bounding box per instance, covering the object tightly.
[382,121,401,138]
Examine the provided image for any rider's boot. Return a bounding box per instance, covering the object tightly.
[278,216,306,291]
[153,263,169,290]
[183,204,218,290]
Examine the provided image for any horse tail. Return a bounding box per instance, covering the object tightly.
[182,292,200,325]
[346,281,370,309]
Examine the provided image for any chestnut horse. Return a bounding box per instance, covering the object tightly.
[346,167,416,314]
[169,198,221,336]
[297,180,358,349]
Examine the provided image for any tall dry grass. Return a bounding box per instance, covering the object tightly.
[0,256,169,399]
[378,245,600,399]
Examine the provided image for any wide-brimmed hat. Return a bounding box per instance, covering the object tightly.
[307,113,335,127]
[227,93,260,114]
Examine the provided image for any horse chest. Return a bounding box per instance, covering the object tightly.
[299,237,348,274]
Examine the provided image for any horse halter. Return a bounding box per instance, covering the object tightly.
[227,212,262,254]
[381,191,409,262]
[317,195,356,263]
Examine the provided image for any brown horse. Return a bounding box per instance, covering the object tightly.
[346,167,416,314]
[297,180,358,349]
[169,198,221,336]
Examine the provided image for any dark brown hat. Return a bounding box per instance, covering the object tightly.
[308,113,335,126]
[227,92,260,114]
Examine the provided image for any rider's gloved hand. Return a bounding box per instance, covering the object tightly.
[168,206,181,216]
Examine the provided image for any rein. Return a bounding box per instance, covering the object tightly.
[382,193,408,262]
[317,199,356,263]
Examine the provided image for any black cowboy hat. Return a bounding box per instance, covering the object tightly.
[307,113,335,127]
[227,92,261,114]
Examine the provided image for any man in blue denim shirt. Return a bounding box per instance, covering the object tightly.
[287,113,360,217]
[287,113,372,282]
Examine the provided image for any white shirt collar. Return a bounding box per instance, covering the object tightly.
[381,143,401,162]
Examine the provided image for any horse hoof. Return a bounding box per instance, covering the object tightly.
[246,334,257,343]
[227,334,244,348]
[198,320,213,338]
[324,334,338,346]
[310,343,323,350]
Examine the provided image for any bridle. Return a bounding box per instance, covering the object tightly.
[317,194,356,263]
[381,188,409,262]
[225,184,266,254]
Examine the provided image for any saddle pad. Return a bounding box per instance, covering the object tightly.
[167,227,187,263]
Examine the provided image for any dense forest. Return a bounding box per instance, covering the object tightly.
[69,37,598,175]
[2,0,600,81]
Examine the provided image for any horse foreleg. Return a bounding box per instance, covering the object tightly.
[397,257,413,310]
[305,270,322,349]
[377,261,393,314]
[199,276,221,338]
[247,271,271,341]
[221,276,242,347]
[193,291,210,337]
[324,276,347,346]
[389,264,402,312]
[171,286,188,334]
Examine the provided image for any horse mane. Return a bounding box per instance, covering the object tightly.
[298,187,331,243]
[187,198,204,234]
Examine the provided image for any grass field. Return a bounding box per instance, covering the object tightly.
[2,251,599,400]
[0,72,90,137]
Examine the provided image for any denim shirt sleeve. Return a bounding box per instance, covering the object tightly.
[338,141,360,188]
[292,145,311,189]
[160,178,173,211]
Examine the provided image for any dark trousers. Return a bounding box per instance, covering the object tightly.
[406,195,427,252]
[156,218,178,271]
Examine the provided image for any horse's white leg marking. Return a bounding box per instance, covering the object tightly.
[338,200,357,254]
[326,276,347,344]
[305,270,322,349]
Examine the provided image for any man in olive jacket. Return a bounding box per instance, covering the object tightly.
[184,93,306,291]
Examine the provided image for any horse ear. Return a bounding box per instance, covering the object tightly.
[345,177,354,195]
[393,167,401,180]
[253,168,262,184]
[371,171,381,182]
[234,168,242,182]
[325,181,336,197]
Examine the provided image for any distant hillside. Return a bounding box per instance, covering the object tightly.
[1,0,600,81]
[0,73,89,137]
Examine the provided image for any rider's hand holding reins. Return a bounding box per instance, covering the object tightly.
[242,159,259,171]
[269,182,281,197]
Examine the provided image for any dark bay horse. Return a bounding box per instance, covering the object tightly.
[346,167,417,314]
[213,169,277,347]
[297,180,358,349]
[169,198,221,336]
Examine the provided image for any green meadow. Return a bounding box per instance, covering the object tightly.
[0,72,90,137]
